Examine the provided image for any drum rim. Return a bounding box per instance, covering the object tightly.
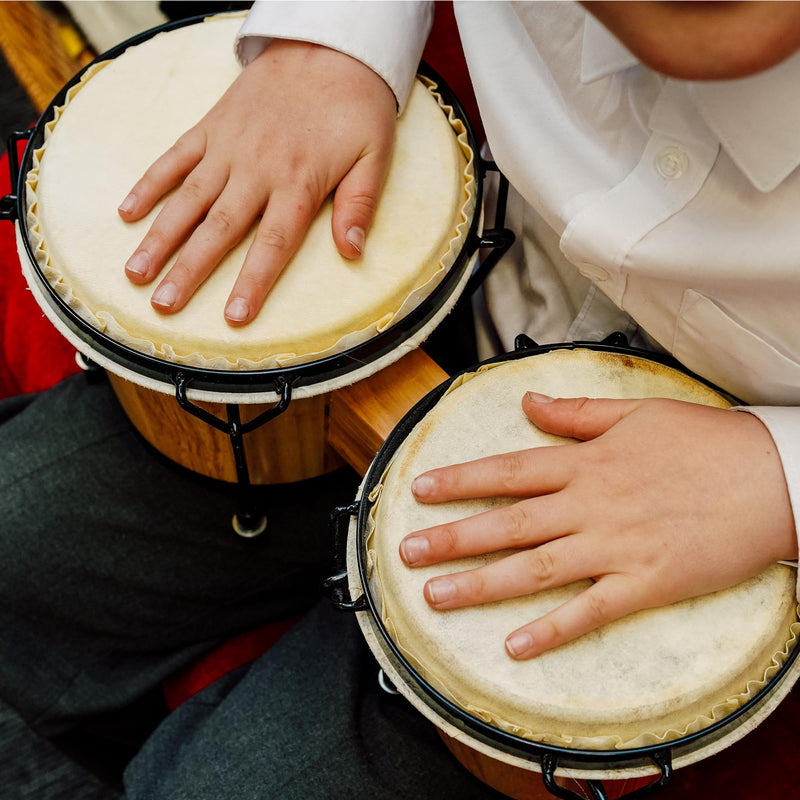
[12,12,484,397]
[352,339,800,772]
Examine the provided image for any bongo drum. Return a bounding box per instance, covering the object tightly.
[327,341,800,799]
[2,13,509,532]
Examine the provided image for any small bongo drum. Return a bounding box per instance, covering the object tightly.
[328,341,800,799]
[3,13,510,533]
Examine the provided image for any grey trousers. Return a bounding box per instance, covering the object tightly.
[0,373,358,788]
[123,601,502,800]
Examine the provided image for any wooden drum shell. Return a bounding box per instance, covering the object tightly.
[107,373,342,484]
[106,347,448,485]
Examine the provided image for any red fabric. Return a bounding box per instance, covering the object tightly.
[162,616,302,710]
[0,144,81,400]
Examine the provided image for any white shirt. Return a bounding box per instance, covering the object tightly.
[237,1,800,581]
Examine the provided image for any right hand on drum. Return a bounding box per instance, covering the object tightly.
[118,40,396,326]
[400,395,798,659]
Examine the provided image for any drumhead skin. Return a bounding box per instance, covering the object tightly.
[362,349,799,754]
[24,14,476,374]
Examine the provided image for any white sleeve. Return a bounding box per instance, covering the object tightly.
[235,0,433,113]
[736,406,800,599]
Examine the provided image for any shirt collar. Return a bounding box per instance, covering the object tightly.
[581,13,800,192]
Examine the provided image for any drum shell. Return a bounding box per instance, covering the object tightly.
[338,343,800,798]
[108,373,342,484]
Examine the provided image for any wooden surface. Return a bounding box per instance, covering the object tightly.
[107,348,447,484]
[0,1,93,114]
[108,373,342,484]
[328,348,448,476]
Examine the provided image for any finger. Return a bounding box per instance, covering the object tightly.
[422,533,605,609]
[125,163,228,285]
[521,393,646,441]
[411,445,575,504]
[399,493,575,567]
[118,128,206,222]
[331,150,391,259]
[503,575,643,659]
[224,188,319,325]
[150,183,263,314]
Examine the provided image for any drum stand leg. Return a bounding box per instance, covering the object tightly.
[226,404,268,538]
[173,374,294,538]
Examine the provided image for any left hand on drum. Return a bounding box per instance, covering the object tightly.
[400,395,798,659]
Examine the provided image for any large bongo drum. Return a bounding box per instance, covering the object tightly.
[3,12,510,532]
[327,341,800,799]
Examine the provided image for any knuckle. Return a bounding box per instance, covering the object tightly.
[436,524,460,559]
[255,225,292,252]
[536,616,561,650]
[504,504,531,547]
[584,590,610,627]
[499,451,528,490]
[343,191,379,217]
[527,548,556,583]
[560,397,591,438]
[571,396,591,413]
[140,225,170,253]
[165,261,196,285]
[180,175,207,202]
[206,207,237,236]
[463,569,488,599]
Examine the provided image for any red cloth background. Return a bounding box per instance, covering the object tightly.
[0,141,80,400]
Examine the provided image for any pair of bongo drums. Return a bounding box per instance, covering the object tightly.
[4,13,798,799]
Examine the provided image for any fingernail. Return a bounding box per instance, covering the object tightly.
[152,282,178,309]
[412,474,435,499]
[526,392,555,403]
[118,193,136,214]
[506,631,534,658]
[125,251,150,278]
[400,536,430,565]
[226,297,249,323]
[426,578,456,606]
[345,225,365,255]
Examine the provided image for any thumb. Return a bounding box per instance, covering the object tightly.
[521,393,645,441]
[331,150,391,259]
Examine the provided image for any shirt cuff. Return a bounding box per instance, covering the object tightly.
[235,0,432,113]
[735,406,800,599]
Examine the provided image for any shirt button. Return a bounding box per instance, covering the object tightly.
[655,146,689,179]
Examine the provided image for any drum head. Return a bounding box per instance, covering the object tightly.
[14,13,482,403]
[343,343,800,780]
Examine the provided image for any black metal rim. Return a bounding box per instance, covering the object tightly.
[12,12,484,396]
[354,339,800,773]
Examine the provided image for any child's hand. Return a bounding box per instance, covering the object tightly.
[400,396,797,658]
[119,40,396,326]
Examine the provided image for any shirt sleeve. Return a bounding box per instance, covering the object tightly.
[735,406,800,599]
[235,0,433,113]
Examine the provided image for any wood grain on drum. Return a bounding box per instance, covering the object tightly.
[108,373,341,484]
[329,349,448,477]
[107,348,447,484]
